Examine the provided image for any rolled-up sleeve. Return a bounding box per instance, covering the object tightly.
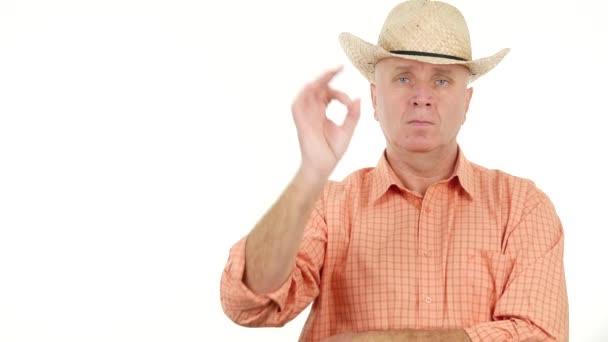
[220,202,328,327]
[466,189,569,341]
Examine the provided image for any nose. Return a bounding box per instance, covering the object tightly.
[413,97,432,107]
[411,83,433,107]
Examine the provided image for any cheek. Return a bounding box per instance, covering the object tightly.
[374,92,390,120]
[457,99,468,123]
[445,96,468,123]
[379,90,405,113]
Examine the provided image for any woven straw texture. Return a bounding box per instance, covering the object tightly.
[339,0,510,83]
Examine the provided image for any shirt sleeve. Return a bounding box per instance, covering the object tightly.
[219,200,328,327]
[465,188,569,341]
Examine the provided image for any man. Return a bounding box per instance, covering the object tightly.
[220,0,569,341]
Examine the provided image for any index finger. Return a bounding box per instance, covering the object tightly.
[312,65,344,88]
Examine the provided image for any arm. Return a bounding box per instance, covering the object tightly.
[243,167,326,294]
[464,187,569,341]
[220,195,329,326]
[220,66,361,326]
[245,65,360,293]
[322,329,471,342]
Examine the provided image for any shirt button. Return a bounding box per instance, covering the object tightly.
[423,251,430,257]
[425,206,431,214]
[424,296,432,304]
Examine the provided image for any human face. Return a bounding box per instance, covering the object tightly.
[371,58,473,154]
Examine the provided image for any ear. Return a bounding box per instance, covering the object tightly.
[370,83,379,121]
[463,87,474,123]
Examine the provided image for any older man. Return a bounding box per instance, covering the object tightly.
[220,1,569,341]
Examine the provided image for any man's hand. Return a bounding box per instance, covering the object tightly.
[292,66,361,183]
[243,67,359,294]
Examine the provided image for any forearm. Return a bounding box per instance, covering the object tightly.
[244,166,327,294]
[333,330,471,342]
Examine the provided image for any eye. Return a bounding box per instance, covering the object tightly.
[397,77,410,84]
[436,79,448,86]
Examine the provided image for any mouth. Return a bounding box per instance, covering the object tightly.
[407,120,434,126]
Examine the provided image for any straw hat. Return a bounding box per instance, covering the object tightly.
[339,0,510,83]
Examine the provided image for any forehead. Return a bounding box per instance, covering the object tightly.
[375,57,470,76]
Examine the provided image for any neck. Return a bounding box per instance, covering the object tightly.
[386,144,459,196]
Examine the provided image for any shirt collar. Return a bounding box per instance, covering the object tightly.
[369,147,477,204]
[452,147,476,199]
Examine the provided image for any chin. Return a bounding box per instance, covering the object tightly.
[399,141,438,153]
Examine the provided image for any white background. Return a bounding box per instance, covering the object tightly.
[0,0,606,341]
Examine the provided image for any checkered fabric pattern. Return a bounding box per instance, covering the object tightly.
[220,150,568,341]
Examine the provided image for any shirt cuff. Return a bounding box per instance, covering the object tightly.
[221,237,293,314]
[465,320,515,342]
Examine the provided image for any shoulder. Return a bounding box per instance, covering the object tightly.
[470,161,560,236]
[469,162,563,253]
[469,161,549,206]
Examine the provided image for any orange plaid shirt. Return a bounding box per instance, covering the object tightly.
[220,149,569,341]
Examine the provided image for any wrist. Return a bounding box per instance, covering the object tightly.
[295,164,330,192]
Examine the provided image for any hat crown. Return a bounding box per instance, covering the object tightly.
[378,0,472,61]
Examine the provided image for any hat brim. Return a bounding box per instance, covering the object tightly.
[339,32,510,84]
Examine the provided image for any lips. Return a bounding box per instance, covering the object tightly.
[407,120,434,126]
